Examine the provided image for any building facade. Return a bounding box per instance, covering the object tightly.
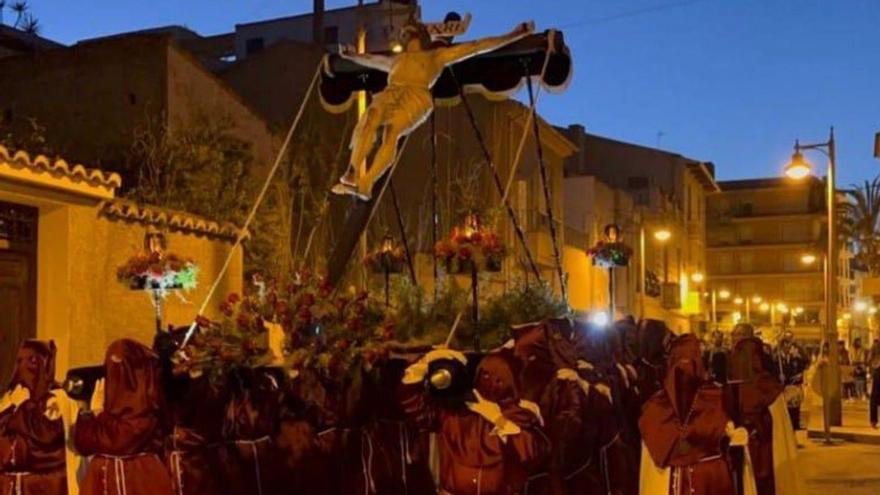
[560,126,718,333]
[0,144,242,384]
[706,176,856,343]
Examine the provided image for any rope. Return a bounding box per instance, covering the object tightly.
[447,68,542,282]
[389,178,418,284]
[525,57,568,304]
[430,106,439,300]
[501,44,553,205]
[182,63,322,347]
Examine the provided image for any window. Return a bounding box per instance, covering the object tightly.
[324,26,339,44]
[245,37,264,55]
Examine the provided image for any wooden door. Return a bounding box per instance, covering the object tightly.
[0,201,37,389]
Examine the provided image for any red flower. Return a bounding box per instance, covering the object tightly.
[469,231,483,243]
[297,308,312,322]
[227,293,241,304]
[219,302,233,317]
[458,246,473,260]
[149,264,165,277]
[298,293,316,307]
[195,315,212,328]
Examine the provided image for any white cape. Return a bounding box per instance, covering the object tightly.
[768,395,805,495]
[638,442,757,495]
[50,389,86,495]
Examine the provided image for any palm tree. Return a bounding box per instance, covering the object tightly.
[839,176,880,275]
[20,11,38,34]
[10,0,27,28]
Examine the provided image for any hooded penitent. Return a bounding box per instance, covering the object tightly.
[0,340,66,495]
[727,337,784,495]
[74,339,173,495]
[633,319,673,405]
[639,334,736,495]
[512,319,624,495]
[400,351,547,495]
[157,327,231,495]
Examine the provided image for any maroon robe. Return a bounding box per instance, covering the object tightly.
[726,338,783,495]
[640,334,736,495]
[218,368,282,495]
[164,374,229,495]
[74,339,173,495]
[0,340,66,495]
[510,319,608,495]
[401,352,548,495]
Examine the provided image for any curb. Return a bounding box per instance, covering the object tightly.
[807,429,880,445]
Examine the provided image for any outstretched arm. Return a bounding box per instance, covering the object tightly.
[438,21,535,66]
[338,45,394,72]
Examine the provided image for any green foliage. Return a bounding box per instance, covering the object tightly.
[390,279,566,350]
[840,177,880,275]
[464,282,569,349]
[0,117,54,156]
[125,115,255,226]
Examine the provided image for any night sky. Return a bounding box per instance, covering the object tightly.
[28,0,880,185]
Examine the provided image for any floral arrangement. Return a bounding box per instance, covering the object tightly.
[117,251,198,291]
[364,236,406,274]
[176,270,395,383]
[587,241,632,268]
[172,292,272,383]
[434,213,508,273]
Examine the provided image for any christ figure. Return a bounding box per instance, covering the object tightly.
[331,19,536,201]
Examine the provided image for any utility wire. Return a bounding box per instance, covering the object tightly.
[559,0,717,29]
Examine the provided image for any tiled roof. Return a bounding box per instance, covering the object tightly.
[0,144,122,192]
[99,199,247,241]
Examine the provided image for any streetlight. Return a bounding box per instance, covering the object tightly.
[653,229,672,242]
[719,289,731,300]
[760,302,770,312]
[801,253,817,266]
[691,272,705,283]
[783,127,840,426]
[734,296,744,305]
[855,301,868,313]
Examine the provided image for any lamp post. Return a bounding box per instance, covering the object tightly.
[784,127,841,426]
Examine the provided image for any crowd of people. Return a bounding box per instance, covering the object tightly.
[0,317,804,495]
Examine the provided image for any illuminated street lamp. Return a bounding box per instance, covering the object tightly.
[653,229,672,242]
[752,296,763,304]
[855,301,868,313]
[801,253,817,265]
[718,289,731,300]
[691,272,705,283]
[760,302,770,312]
[783,127,840,428]
[734,296,744,305]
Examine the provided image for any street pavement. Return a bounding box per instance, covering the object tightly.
[800,400,880,494]
[799,432,880,494]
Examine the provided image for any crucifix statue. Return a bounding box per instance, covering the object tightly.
[330,19,536,201]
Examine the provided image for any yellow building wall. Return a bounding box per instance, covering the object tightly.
[57,209,244,371]
[1,182,243,380]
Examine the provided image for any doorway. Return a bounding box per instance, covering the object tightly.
[0,200,37,389]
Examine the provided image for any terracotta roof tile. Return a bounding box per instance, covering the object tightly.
[0,144,122,191]
[99,199,247,242]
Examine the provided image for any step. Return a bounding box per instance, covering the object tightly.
[807,428,880,445]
